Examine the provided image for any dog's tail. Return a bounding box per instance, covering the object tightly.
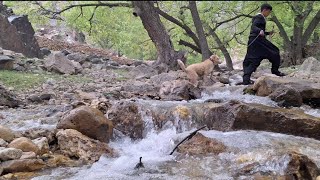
[177,59,186,72]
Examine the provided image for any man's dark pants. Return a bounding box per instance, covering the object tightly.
[243,36,280,84]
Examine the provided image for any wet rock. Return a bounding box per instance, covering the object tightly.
[56,129,114,163]
[31,137,49,155]
[284,151,320,179]
[46,154,81,168]
[20,151,36,159]
[44,52,76,75]
[200,101,320,140]
[0,55,14,70]
[159,80,200,101]
[253,76,320,107]
[8,137,40,155]
[269,85,303,107]
[217,75,230,84]
[0,85,21,108]
[107,100,144,140]
[177,133,227,155]
[0,159,45,174]
[0,125,15,142]
[57,106,113,143]
[246,152,320,180]
[0,148,23,161]
[0,14,41,58]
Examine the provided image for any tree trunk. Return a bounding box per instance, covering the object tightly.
[189,1,211,61]
[210,29,233,70]
[290,16,304,65]
[132,1,179,72]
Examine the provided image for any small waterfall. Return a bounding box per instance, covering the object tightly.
[33,98,320,180]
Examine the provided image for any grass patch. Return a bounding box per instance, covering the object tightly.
[0,70,92,91]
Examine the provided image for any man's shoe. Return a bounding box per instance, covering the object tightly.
[272,71,286,77]
[242,80,254,85]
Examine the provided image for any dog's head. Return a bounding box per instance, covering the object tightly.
[209,54,222,65]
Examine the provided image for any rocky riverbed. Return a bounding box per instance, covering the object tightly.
[0,39,320,179]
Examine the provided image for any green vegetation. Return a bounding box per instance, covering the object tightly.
[4,1,320,66]
[0,70,92,91]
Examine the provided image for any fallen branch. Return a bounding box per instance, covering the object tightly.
[169,125,207,155]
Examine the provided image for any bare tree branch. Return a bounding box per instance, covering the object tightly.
[88,6,98,35]
[34,1,132,20]
[178,39,202,54]
[154,7,201,49]
[212,6,258,31]
[302,9,320,46]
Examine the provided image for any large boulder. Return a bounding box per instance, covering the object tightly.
[253,76,320,107]
[239,152,320,180]
[107,100,144,140]
[298,57,320,74]
[121,80,159,98]
[150,71,186,86]
[0,55,14,70]
[0,125,15,142]
[177,133,227,155]
[0,85,21,108]
[159,80,193,101]
[0,159,45,175]
[268,85,303,107]
[0,14,41,58]
[0,148,23,161]
[44,52,76,74]
[8,137,40,155]
[56,129,114,163]
[200,101,320,140]
[57,106,113,143]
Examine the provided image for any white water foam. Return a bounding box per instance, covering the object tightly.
[195,90,278,107]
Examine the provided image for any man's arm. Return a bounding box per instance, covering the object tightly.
[251,15,263,34]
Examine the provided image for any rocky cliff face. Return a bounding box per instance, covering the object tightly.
[0,5,41,58]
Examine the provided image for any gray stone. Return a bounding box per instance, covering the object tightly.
[0,138,8,147]
[40,48,51,57]
[44,52,76,75]
[0,55,14,70]
[0,148,23,161]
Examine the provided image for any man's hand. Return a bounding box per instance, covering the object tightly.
[259,30,265,36]
[269,30,275,36]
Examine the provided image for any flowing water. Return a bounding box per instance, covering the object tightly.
[1,90,320,180]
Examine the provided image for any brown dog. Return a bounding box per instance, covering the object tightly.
[177,54,221,87]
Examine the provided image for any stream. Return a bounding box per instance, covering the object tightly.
[1,89,320,179]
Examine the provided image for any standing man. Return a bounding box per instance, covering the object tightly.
[242,3,285,85]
